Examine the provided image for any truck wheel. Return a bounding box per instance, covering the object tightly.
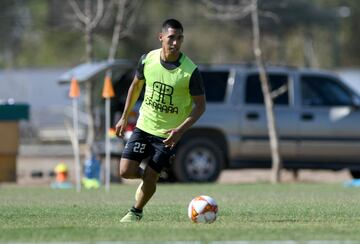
[350,170,360,179]
[173,138,224,182]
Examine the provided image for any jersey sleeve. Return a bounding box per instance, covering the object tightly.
[189,68,205,96]
[135,54,147,80]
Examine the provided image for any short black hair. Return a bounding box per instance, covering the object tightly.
[162,19,183,33]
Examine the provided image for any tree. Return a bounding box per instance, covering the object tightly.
[108,0,141,61]
[257,0,337,67]
[67,0,105,158]
[201,0,337,67]
[68,0,104,63]
[0,0,29,68]
[338,1,360,66]
[67,0,142,158]
[201,0,283,183]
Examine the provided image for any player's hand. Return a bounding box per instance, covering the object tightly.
[115,117,127,138]
[163,129,182,149]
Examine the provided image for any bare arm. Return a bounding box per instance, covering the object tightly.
[163,94,206,148]
[115,76,145,137]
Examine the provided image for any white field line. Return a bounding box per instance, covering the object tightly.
[1,241,359,244]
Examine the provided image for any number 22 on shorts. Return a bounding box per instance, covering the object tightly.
[133,142,146,153]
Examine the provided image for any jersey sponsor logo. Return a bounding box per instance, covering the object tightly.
[145,81,179,114]
[151,81,174,105]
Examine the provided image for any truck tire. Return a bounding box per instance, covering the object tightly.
[173,138,224,182]
[350,170,360,179]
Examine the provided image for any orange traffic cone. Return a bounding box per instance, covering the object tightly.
[69,77,80,98]
[102,75,115,98]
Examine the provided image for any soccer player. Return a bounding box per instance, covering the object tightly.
[115,18,206,222]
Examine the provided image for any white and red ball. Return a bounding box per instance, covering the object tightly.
[188,195,218,223]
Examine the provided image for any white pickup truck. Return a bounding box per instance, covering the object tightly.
[170,64,360,182]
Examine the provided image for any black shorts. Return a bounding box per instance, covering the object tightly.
[121,128,175,173]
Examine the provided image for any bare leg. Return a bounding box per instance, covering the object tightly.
[134,166,159,210]
[119,158,142,179]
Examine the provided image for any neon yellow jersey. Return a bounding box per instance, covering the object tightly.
[136,49,197,138]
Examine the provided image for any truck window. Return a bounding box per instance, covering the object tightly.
[301,75,353,106]
[200,71,229,102]
[245,74,289,105]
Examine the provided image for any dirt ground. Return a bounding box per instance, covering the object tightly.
[15,155,352,185]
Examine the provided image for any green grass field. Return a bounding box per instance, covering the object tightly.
[1,182,360,242]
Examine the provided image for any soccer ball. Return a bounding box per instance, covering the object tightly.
[188,195,218,223]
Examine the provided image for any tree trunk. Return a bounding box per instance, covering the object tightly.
[108,0,127,61]
[83,0,95,158]
[84,81,95,159]
[303,30,318,68]
[108,0,141,61]
[84,25,93,63]
[250,0,282,183]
